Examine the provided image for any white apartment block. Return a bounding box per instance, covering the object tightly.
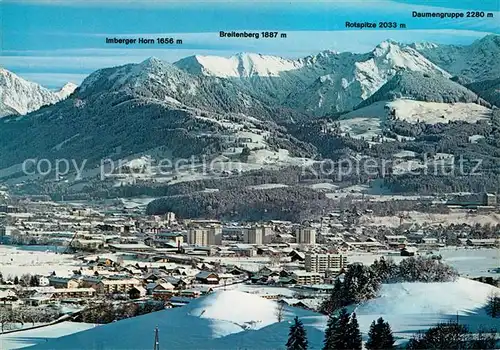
[187,226,222,246]
[246,227,263,245]
[305,253,348,273]
[297,227,316,245]
[291,270,322,285]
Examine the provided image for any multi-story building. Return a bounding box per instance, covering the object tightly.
[262,225,274,244]
[291,270,322,285]
[247,226,263,245]
[305,253,348,273]
[96,278,142,295]
[187,228,208,246]
[483,193,497,206]
[207,226,222,245]
[296,227,316,245]
[187,226,222,246]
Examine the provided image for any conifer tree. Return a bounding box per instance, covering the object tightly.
[366,317,395,349]
[322,313,339,350]
[346,312,363,349]
[323,308,350,350]
[286,316,308,350]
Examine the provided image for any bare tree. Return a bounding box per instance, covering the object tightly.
[0,308,13,332]
[275,302,286,322]
[269,253,281,267]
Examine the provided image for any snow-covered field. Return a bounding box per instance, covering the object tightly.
[339,99,491,140]
[347,248,498,278]
[440,248,500,278]
[25,279,500,350]
[0,322,96,349]
[353,278,500,345]
[0,246,80,278]
[362,210,500,227]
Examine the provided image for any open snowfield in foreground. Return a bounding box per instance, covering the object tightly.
[25,279,500,350]
[0,246,80,278]
[0,322,96,349]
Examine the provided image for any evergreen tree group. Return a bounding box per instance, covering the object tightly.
[366,317,395,349]
[286,316,308,350]
[320,264,380,315]
[405,322,497,349]
[323,308,362,350]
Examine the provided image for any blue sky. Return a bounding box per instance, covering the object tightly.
[1,0,498,88]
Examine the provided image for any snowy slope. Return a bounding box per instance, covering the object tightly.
[353,278,500,345]
[0,68,76,117]
[175,52,304,78]
[27,279,500,350]
[0,322,96,349]
[339,99,491,139]
[28,290,319,350]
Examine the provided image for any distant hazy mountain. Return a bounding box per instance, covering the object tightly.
[0,68,76,117]
[413,34,500,82]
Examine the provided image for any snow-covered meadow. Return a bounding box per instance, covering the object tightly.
[0,246,80,278]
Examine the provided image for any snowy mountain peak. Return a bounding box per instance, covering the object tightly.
[57,82,78,99]
[174,52,303,78]
[410,41,439,50]
[373,40,406,57]
[0,68,75,117]
[140,56,164,67]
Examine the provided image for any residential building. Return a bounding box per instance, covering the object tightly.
[154,232,184,246]
[384,235,407,247]
[462,238,498,247]
[296,227,316,245]
[195,271,220,285]
[207,226,222,245]
[262,225,274,244]
[483,193,497,206]
[50,288,96,299]
[247,226,263,245]
[96,278,142,295]
[291,271,322,285]
[305,253,348,273]
[48,277,80,289]
[187,228,208,246]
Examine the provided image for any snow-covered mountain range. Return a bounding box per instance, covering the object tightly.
[0,35,498,189]
[174,40,453,115]
[174,52,304,78]
[0,68,77,117]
